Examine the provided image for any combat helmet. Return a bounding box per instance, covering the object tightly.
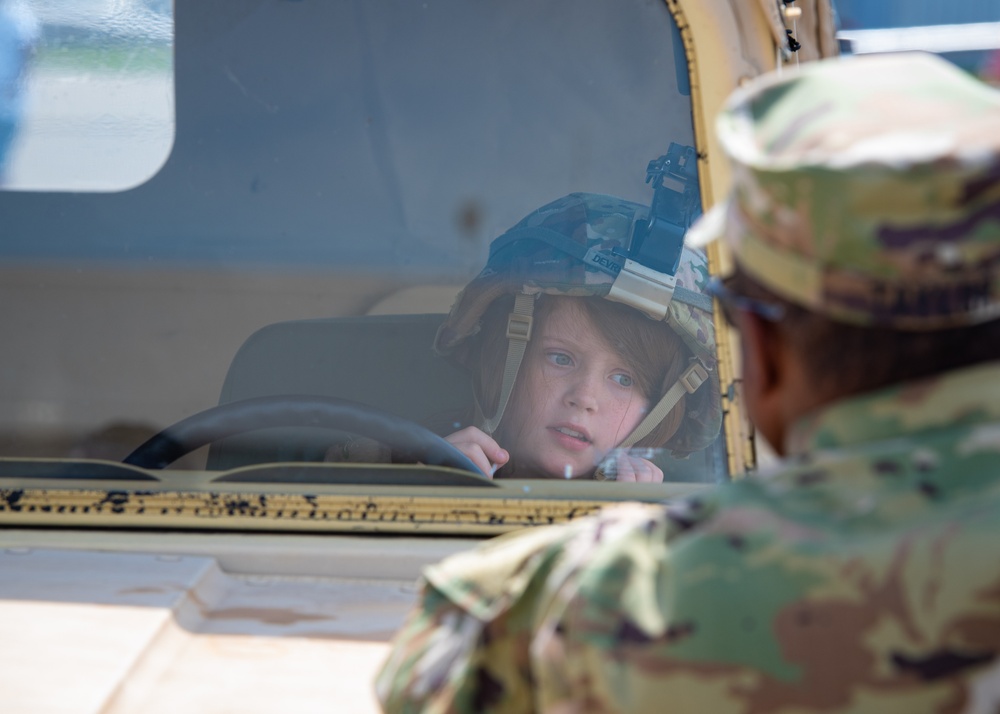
[436,147,722,459]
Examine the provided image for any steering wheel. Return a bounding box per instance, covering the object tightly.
[123,394,484,476]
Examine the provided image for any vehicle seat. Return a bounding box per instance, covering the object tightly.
[206,314,473,470]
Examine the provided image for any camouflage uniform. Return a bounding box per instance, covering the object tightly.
[377,54,1000,712]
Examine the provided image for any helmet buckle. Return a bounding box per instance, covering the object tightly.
[680,362,709,394]
[506,312,533,341]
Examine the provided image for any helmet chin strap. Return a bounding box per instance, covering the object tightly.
[597,258,711,474]
[475,292,536,435]
[618,360,709,449]
[593,360,709,481]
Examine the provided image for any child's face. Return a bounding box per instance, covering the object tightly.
[504,298,650,478]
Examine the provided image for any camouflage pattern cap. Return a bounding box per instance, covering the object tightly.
[687,53,1000,329]
[436,193,722,456]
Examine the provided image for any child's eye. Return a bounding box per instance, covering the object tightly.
[547,352,572,367]
[612,373,634,387]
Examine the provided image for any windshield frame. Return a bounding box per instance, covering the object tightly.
[0,0,841,535]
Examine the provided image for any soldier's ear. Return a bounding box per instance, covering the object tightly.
[737,310,787,454]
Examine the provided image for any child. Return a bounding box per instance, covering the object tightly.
[435,193,721,481]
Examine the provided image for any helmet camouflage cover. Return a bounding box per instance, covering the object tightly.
[436,192,722,457]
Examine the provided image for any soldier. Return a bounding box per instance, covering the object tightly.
[376,52,1000,713]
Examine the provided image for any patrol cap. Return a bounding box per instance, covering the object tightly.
[687,53,1000,329]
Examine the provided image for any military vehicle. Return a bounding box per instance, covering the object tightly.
[0,1,836,710]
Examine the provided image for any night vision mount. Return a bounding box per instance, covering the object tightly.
[629,142,701,277]
[602,142,709,321]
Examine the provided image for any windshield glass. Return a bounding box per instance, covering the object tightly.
[0,0,729,501]
[835,0,1000,81]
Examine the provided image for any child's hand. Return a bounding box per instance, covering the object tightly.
[613,452,664,483]
[445,426,509,478]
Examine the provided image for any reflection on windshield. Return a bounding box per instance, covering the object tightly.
[0,0,173,190]
[0,0,38,187]
[1,0,727,489]
[835,0,1000,82]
